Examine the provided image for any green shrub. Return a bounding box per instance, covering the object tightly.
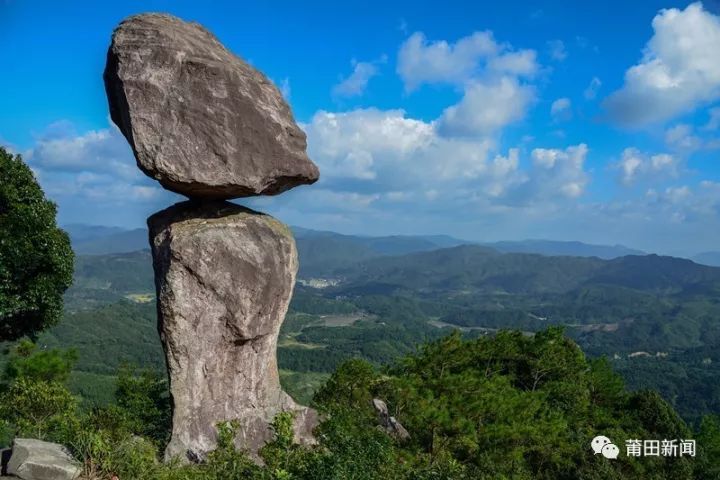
[0,377,78,441]
[201,421,262,479]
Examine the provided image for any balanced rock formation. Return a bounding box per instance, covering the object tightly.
[104,13,319,199]
[149,201,318,461]
[105,11,321,463]
[6,438,81,480]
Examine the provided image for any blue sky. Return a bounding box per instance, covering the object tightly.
[2,0,720,255]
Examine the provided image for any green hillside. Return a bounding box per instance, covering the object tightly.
[8,242,720,423]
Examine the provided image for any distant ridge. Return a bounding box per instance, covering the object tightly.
[483,239,645,259]
[65,224,645,264]
[64,225,147,255]
[693,251,720,267]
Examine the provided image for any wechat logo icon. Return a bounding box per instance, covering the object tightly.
[592,435,619,459]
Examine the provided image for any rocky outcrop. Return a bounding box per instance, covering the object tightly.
[372,398,410,441]
[104,13,319,199]
[6,439,80,480]
[105,11,320,463]
[148,201,318,461]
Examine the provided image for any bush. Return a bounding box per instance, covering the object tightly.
[0,377,78,441]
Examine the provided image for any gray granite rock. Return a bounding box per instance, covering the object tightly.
[104,13,319,199]
[6,439,80,480]
[148,200,317,462]
[372,398,410,441]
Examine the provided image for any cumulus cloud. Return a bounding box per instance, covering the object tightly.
[303,108,498,187]
[664,124,703,152]
[583,77,601,100]
[529,144,589,198]
[604,2,720,126]
[547,40,567,61]
[332,60,380,97]
[396,31,536,91]
[437,77,535,137]
[487,50,538,77]
[23,121,175,214]
[395,30,539,140]
[550,97,572,121]
[27,124,139,181]
[300,107,589,213]
[613,147,682,185]
[642,181,720,224]
[397,31,499,90]
[302,109,434,182]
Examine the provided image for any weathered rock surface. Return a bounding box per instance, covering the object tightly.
[372,398,411,441]
[148,200,318,461]
[104,13,319,199]
[6,439,80,480]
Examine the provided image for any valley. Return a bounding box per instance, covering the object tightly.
[5,225,719,423]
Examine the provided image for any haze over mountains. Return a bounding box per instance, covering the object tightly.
[64,224,720,267]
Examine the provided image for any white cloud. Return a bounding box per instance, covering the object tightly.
[24,121,176,210]
[300,107,589,212]
[583,77,601,100]
[436,77,535,137]
[550,97,572,121]
[396,31,537,92]
[529,144,589,198]
[397,31,499,90]
[664,124,702,152]
[302,108,434,182]
[604,2,720,126]
[643,182,720,222]
[303,108,499,185]
[614,147,682,185]
[27,124,139,181]
[547,40,567,61]
[332,60,380,97]
[487,50,538,77]
[396,30,539,140]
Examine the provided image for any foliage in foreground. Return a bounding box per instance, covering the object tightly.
[0,146,74,341]
[1,329,719,479]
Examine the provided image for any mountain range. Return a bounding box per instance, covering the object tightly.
[64,223,650,260]
[31,223,720,423]
[65,223,720,269]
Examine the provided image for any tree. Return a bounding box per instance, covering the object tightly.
[0,146,74,340]
[3,339,78,384]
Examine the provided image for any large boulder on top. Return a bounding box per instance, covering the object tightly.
[148,200,317,461]
[6,438,80,480]
[104,13,319,199]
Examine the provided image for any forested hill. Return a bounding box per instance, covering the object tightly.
[332,245,720,295]
[64,240,720,304]
[47,229,720,423]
